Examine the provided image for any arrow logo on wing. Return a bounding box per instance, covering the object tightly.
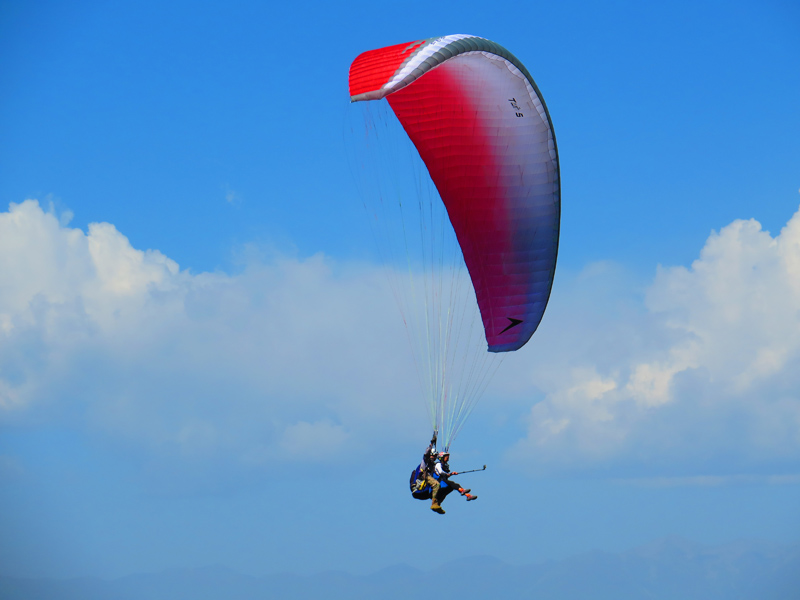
[500,317,523,334]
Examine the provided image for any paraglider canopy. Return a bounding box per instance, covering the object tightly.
[349,35,560,353]
[348,34,560,448]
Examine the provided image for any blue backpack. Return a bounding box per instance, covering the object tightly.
[409,463,450,500]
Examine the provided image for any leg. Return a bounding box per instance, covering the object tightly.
[426,475,444,513]
[446,478,464,492]
[445,478,477,500]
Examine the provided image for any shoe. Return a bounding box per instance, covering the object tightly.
[466,494,478,501]
[458,488,471,495]
[431,505,446,514]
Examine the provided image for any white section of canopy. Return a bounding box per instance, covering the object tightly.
[384,34,477,92]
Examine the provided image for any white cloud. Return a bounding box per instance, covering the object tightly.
[510,206,800,473]
[3,199,800,477]
[0,200,420,467]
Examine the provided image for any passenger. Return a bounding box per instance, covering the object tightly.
[434,450,478,511]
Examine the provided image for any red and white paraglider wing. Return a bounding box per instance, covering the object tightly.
[349,35,560,352]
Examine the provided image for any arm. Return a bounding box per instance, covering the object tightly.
[423,432,437,461]
[423,445,434,463]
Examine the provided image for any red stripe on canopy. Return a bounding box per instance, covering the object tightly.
[348,40,425,99]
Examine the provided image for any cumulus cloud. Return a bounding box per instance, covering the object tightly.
[0,200,420,469]
[3,199,800,478]
[511,206,800,474]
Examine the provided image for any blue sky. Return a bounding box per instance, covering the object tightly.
[1,0,799,582]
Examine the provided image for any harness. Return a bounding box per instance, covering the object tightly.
[409,457,451,500]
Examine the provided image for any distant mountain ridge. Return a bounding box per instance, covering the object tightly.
[2,537,798,600]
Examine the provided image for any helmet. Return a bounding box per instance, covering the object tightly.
[438,451,450,460]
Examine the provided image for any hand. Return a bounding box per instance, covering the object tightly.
[450,471,458,476]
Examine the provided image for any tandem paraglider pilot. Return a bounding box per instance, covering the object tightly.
[409,432,478,515]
